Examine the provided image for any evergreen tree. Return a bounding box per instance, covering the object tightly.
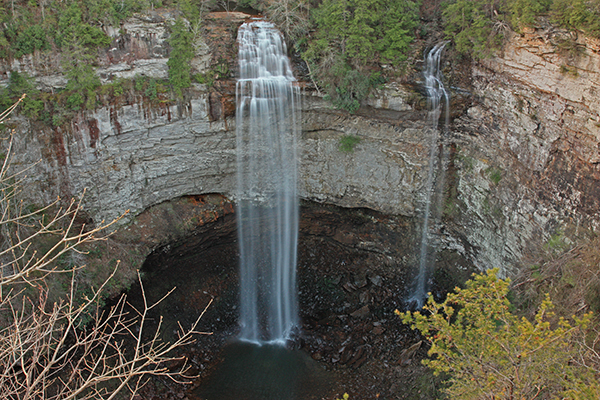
[509,0,551,30]
[443,0,507,59]
[304,0,420,112]
[167,18,194,98]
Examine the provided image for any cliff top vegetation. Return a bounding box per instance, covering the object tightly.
[1,0,599,117]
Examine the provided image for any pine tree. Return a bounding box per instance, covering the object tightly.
[167,18,194,98]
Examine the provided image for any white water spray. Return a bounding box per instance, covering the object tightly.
[408,42,449,308]
[236,20,300,343]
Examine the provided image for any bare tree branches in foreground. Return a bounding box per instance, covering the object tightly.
[0,97,211,399]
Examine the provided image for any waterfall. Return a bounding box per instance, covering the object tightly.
[236,20,300,344]
[409,42,449,308]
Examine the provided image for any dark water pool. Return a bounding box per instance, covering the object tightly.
[192,341,334,400]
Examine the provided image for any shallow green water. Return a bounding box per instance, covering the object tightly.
[193,342,334,400]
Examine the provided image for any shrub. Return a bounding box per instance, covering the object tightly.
[14,24,50,57]
[399,269,599,399]
[339,135,361,153]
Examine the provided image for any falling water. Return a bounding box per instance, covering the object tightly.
[408,42,449,308]
[236,20,300,343]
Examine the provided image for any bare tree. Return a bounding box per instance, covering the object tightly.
[0,97,211,399]
[266,0,311,43]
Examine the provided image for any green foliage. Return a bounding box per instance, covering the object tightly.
[400,269,599,399]
[193,60,230,87]
[304,0,419,111]
[167,18,194,97]
[325,59,374,112]
[145,78,159,100]
[544,228,571,255]
[441,0,600,58]
[65,64,101,111]
[486,166,502,184]
[339,135,361,153]
[0,71,44,119]
[509,0,551,30]
[55,3,111,49]
[14,24,50,57]
[307,0,420,66]
[178,0,216,23]
[551,0,600,36]
[84,0,151,25]
[442,0,507,59]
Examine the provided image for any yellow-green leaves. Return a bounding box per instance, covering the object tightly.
[399,269,597,399]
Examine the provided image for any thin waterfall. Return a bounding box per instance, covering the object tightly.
[408,42,449,308]
[236,20,300,344]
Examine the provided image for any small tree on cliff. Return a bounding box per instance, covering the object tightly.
[399,269,600,399]
[0,98,210,399]
[168,17,194,98]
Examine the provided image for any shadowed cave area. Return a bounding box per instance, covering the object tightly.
[125,201,475,399]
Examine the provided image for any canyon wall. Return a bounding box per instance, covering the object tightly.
[444,27,600,273]
[7,92,433,225]
[4,12,600,277]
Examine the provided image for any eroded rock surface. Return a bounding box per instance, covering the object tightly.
[445,26,600,272]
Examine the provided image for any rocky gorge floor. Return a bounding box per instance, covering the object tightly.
[123,204,468,399]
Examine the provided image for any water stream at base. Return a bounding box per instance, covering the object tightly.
[236,20,301,343]
[408,42,449,308]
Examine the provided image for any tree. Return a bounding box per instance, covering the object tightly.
[266,0,311,43]
[509,0,551,30]
[0,98,210,399]
[399,269,600,399]
[307,0,420,66]
[442,0,507,59]
[167,17,194,98]
[550,0,600,36]
[303,0,420,111]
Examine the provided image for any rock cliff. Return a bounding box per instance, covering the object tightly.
[445,26,600,272]
[4,12,600,278]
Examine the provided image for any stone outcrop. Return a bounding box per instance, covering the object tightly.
[444,27,600,273]
[0,10,227,89]
[301,97,432,216]
[7,92,434,226]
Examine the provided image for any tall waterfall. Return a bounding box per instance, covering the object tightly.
[236,20,300,343]
[409,42,449,308]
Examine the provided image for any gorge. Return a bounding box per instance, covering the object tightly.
[2,3,600,398]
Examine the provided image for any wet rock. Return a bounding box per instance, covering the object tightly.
[359,290,372,304]
[350,305,370,318]
[369,275,383,286]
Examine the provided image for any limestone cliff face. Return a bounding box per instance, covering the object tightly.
[445,27,600,273]
[8,93,433,226]
[6,12,600,276]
